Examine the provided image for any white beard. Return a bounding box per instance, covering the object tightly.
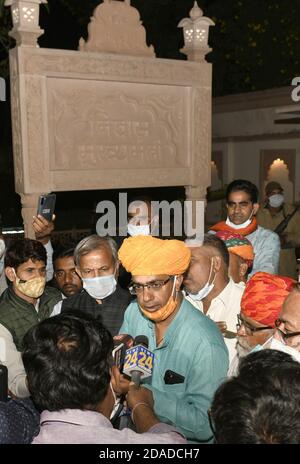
[236,340,251,359]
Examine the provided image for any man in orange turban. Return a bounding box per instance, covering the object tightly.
[115,235,229,443]
[215,230,254,283]
[228,271,295,375]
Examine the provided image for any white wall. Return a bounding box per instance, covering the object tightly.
[213,139,300,203]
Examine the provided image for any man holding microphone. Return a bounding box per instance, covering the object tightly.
[114,235,228,443]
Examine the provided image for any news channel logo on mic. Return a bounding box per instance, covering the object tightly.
[123,344,155,380]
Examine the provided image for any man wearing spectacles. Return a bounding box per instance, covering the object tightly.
[114,235,228,443]
[271,283,300,361]
[228,272,295,375]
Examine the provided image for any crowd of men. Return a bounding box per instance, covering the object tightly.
[0,179,300,444]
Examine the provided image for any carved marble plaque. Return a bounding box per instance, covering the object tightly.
[9,47,212,195]
[47,79,188,172]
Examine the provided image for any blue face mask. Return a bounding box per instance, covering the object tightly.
[82,274,117,300]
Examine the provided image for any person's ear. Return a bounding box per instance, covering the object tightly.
[213,256,222,272]
[239,262,248,279]
[253,203,260,215]
[114,261,120,278]
[5,267,15,283]
[175,275,183,291]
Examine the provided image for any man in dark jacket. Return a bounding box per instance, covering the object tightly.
[57,235,131,336]
[0,239,61,397]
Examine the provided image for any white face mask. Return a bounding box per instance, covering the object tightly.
[0,239,5,260]
[225,210,254,230]
[187,258,216,301]
[127,223,151,237]
[82,274,117,300]
[263,336,300,363]
[269,194,284,208]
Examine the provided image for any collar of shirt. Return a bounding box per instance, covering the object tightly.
[40,409,112,428]
[34,299,40,313]
[145,295,188,349]
[193,278,239,312]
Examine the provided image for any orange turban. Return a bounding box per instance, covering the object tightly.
[241,272,296,327]
[118,236,191,276]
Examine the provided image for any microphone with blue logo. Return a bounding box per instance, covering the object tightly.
[123,335,154,387]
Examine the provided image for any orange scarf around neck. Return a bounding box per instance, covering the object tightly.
[210,217,258,237]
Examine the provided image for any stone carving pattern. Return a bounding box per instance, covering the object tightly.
[48,84,187,172]
[26,77,48,190]
[22,50,211,88]
[9,50,24,191]
[79,0,155,57]
[190,87,211,191]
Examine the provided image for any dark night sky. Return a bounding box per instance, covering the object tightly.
[1,0,300,228]
[37,0,300,96]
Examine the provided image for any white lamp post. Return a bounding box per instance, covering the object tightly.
[5,0,47,46]
[178,1,215,62]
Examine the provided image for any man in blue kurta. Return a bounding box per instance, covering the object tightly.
[117,235,229,443]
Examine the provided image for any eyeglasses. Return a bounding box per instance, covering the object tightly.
[128,277,173,295]
[275,319,300,341]
[236,314,273,335]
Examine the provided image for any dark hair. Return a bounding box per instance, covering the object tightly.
[4,238,47,269]
[211,350,300,444]
[202,234,229,268]
[53,244,76,269]
[238,349,296,379]
[22,310,113,412]
[226,179,259,204]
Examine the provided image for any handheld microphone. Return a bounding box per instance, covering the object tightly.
[123,335,154,387]
[112,334,134,372]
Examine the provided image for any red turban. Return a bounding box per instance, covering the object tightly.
[241,272,296,327]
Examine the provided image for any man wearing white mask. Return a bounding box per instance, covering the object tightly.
[117,197,159,289]
[183,234,244,363]
[210,179,280,277]
[127,198,159,238]
[256,181,300,279]
[54,235,131,336]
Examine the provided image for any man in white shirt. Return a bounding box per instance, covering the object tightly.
[184,234,244,362]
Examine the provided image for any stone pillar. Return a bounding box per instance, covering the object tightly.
[185,185,206,240]
[20,193,40,238]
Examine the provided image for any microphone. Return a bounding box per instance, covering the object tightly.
[123,335,154,387]
[112,334,134,372]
